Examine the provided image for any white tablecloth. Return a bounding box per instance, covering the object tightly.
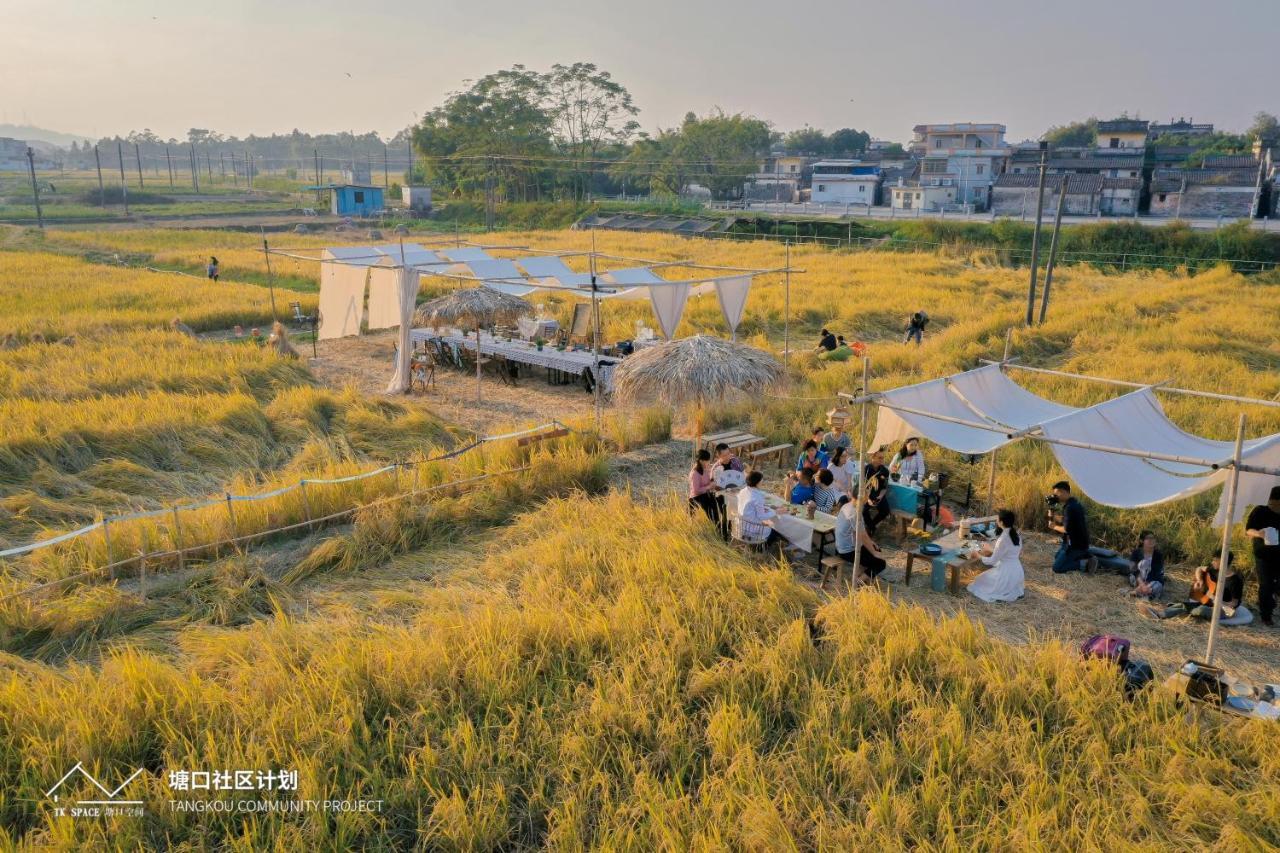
[517,317,559,341]
[412,329,616,390]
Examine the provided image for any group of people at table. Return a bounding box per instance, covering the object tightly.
[689,423,1280,624]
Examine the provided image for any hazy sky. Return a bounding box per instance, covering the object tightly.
[3,0,1275,143]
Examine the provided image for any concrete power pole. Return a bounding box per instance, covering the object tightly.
[1024,141,1049,327]
[1038,175,1069,325]
[26,147,44,229]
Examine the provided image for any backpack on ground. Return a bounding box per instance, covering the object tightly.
[1080,634,1130,665]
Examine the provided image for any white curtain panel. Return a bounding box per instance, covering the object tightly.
[713,275,752,336]
[386,267,420,394]
[318,262,368,340]
[366,265,403,330]
[648,282,691,340]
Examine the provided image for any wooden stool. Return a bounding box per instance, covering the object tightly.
[819,555,845,586]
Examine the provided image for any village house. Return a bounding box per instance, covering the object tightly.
[1147,118,1215,140]
[1096,119,1149,150]
[809,160,881,205]
[990,173,1109,217]
[743,152,814,202]
[1148,163,1262,219]
[907,123,1008,210]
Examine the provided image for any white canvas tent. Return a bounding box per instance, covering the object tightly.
[868,363,1280,523]
[845,353,1280,664]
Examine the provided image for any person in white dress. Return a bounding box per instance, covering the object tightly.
[968,509,1025,603]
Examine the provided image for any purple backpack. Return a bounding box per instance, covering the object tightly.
[1081,634,1131,666]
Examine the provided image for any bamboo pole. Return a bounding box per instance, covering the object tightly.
[261,229,279,321]
[980,360,1280,410]
[783,241,792,371]
[299,481,314,531]
[1205,414,1246,665]
[171,506,184,573]
[591,228,603,432]
[986,449,999,513]
[851,356,870,589]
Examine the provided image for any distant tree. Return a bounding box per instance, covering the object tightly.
[545,62,639,199]
[828,127,871,155]
[676,111,772,199]
[412,65,554,200]
[784,127,828,155]
[1247,111,1279,145]
[1043,118,1097,147]
[877,142,906,157]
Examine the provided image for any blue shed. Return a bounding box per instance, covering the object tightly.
[305,183,384,216]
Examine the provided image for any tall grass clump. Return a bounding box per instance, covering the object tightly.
[0,496,1276,848]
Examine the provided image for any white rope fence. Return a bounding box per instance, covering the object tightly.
[0,422,578,602]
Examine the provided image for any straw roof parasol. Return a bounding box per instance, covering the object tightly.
[613,336,782,456]
[414,286,533,403]
[414,286,532,329]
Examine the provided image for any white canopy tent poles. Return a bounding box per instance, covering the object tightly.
[838,354,1280,664]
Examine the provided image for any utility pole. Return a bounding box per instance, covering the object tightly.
[165,146,175,189]
[245,150,252,189]
[116,141,129,215]
[206,153,213,182]
[93,144,105,206]
[26,147,44,229]
[406,140,413,184]
[1038,175,1068,325]
[190,143,200,192]
[1025,140,1049,327]
[134,144,144,188]
[383,144,389,188]
[485,156,495,232]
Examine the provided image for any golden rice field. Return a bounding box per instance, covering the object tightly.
[2,227,1279,848]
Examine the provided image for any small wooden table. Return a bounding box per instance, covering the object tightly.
[902,530,980,595]
[761,492,837,567]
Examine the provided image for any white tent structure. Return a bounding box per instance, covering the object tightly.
[265,238,800,407]
[841,350,1280,663]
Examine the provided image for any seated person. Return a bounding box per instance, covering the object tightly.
[735,470,785,550]
[835,490,887,586]
[820,422,852,456]
[796,439,829,475]
[1154,553,1244,620]
[889,437,926,484]
[862,449,891,534]
[788,468,816,505]
[819,338,854,362]
[816,328,837,352]
[1128,531,1166,599]
[826,447,858,497]
[711,442,745,487]
[812,468,840,514]
[688,449,721,525]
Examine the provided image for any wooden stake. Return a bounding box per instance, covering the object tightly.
[1038,175,1068,325]
[171,506,185,572]
[851,356,871,589]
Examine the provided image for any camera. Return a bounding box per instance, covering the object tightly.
[1044,494,1061,508]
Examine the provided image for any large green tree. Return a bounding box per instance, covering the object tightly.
[545,62,639,198]
[412,66,553,201]
[1043,118,1097,147]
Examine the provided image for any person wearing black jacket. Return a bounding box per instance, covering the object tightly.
[1127,531,1165,599]
[1244,485,1280,626]
[903,311,928,345]
[1049,481,1096,573]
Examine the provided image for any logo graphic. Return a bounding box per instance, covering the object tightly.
[46,762,146,810]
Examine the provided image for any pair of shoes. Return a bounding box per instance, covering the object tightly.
[1085,556,1099,574]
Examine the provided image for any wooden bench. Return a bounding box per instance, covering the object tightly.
[723,434,766,454]
[749,443,793,470]
[703,430,749,452]
[890,509,918,539]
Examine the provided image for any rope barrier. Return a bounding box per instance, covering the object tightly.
[0,422,572,561]
[0,464,534,604]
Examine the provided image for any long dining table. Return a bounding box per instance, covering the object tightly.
[411,329,618,391]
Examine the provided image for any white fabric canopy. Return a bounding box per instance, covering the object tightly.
[440,248,493,263]
[869,364,1280,523]
[464,258,537,297]
[386,267,420,394]
[713,275,752,337]
[516,255,593,288]
[366,264,404,330]
[648,281,691,340]
[317,258,368,340]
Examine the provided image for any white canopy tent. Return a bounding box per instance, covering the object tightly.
[843,352,1280,665]
[868,363,1280,523]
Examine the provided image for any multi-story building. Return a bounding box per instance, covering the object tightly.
[909,123,1007,155]
[743,153,815,202]
[1147,118,1215,140]
[1096,119,1149,150]
[908,123,1008,211]
[809,160,881,205]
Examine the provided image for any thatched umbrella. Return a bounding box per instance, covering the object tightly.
[612,334,783,453]
[414,286,533,403]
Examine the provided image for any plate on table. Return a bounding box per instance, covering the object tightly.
[919,543,942,556]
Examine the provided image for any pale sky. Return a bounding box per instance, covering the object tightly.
[2,0,1275,144]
